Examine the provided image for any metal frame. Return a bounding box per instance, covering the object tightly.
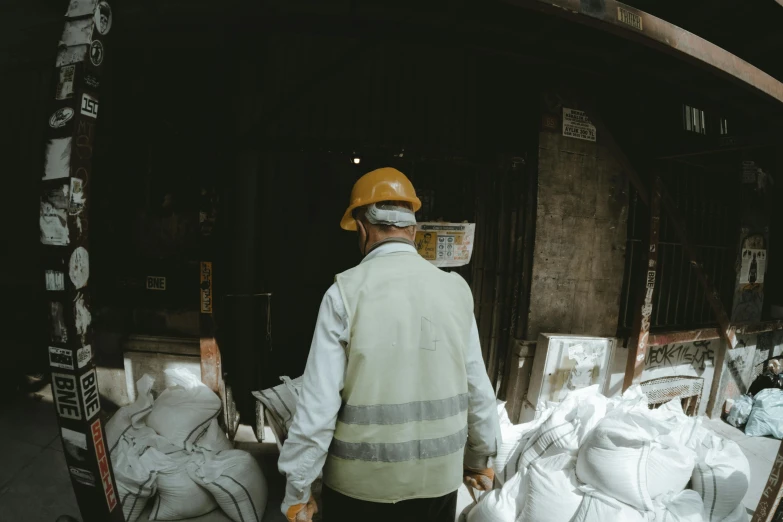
[503,0,783,105]
[640,375,704,416]
[40,1,124,520]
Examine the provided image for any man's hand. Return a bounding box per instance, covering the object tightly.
[286,496,318,522]
[463,467,495,494]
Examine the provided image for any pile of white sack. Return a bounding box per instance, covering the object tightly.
[467,385,751,522]
[106,370,268,522]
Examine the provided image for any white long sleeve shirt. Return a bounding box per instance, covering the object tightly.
[278,242,501,511]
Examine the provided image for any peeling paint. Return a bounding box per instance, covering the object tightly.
[60,19,94,47]
[65,0,97,18]
[43,138,72,180]
[69,247,89,289]
[74,293,91,344]
[55,45,88,67]
[50,302,68,343]
[46,270,66,291]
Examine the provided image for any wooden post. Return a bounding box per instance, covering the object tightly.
[623,176,661,390]
[752,441,783,522]
[41,1,124,520]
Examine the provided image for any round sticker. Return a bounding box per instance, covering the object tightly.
[49,107,74,129]
[69,246,90,290]
[90,40,104,66]
[94,2,112,35]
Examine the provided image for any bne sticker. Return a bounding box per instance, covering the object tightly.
[92,419,118,512]
[81,93,98,118]
[53,373,82,420]
[80,369,100,421]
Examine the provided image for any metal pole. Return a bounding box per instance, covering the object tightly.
[752,440,783,522]
[623,175,661,390]
[41,1,124,520]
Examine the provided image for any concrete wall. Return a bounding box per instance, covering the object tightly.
[526,130,629,340]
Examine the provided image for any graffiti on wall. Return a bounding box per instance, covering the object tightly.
[645,340,714,371]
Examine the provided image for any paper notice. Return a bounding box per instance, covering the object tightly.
[415,223,476,268]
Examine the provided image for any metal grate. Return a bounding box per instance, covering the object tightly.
[619,164,737,331]
[641,376,704,416]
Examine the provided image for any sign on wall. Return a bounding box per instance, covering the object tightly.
[415,223,476,268]
[562,108,597,142]
[740,248,767,284]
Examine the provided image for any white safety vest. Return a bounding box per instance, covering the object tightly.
[323,250,474,503]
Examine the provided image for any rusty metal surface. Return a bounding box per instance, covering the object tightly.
[641,375,704,416]
[624,176,661,390]
[503,0,783,106]
[752,442,783,522]
[648,327,723,346]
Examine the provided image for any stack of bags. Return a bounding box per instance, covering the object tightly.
[107,370,268,522]
[467,386,751,522]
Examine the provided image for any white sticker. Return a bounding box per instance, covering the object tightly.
[646,270,656,289]
[66,0,98,18]
[81,93,99,119]
[80,369,100,421]
[77,346,92,368]
[53,373,82,420]
[56,45,89,67]
[94,2,112,35]
[55,65,76,101]
[146,276,167,291]
[69,466,95,486]
[43,138,72,180]
[74,293,92,344]
[740,248,767,285]
[69,247,90,289]
[40,201,69,246]
[90,40,104,67]
[60,18,94,47]
[69,178,85,215]
[61,427,88,462]
[49,107,75,129]
[562,108,597,142]
[567,344,585,361]
[46,270,65,291]
[49,347,74,370]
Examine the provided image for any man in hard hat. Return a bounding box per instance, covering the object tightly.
[279,167,500,522]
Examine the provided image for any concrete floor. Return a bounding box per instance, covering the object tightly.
[0,386,777,521]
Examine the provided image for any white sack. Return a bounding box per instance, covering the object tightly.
[727,395,753,428]
[113,442,166,522]
[106,374,155,457]
[721,504,750,522]
[149,452,217,521]
[493,417,545,484]
[497,401,512,429]
[572,487,647,522]
[691,438,750,522]
[514,387,607,471]
[188,449,268,522]
[146,377,222,450]
[194,419,233,452]
[745,388,783,438]
[653,490,705,522]
[518,453,582,522]
[251,376,302,437]
[465,471,524,522]
[576,415,695,511]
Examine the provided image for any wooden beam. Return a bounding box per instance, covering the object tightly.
[752,441,783,522]
[624,175,661,390]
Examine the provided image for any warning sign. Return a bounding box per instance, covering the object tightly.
[562,108,596,142]
[415,223,476,268]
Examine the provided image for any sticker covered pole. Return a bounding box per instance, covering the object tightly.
[41,1,124,520]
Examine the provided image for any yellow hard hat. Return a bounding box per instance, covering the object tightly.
[340,167,422,231]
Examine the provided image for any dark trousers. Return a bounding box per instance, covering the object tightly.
[322,486,458,522]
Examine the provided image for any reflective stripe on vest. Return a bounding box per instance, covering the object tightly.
[331,425,468,462]
[338,393,469,425]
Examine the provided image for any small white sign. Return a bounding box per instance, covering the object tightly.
[49,347,74,370]
[562,108,597,142]
[81,93,99,119]
[94,1,113,35]
[80,369,101,421]
[49,107,74,129]
[43,137,72,181]
[53,373,82,420]
[77,346,92,368]
[146,276,167,291]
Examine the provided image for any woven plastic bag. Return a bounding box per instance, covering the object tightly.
[745,388,783,438]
